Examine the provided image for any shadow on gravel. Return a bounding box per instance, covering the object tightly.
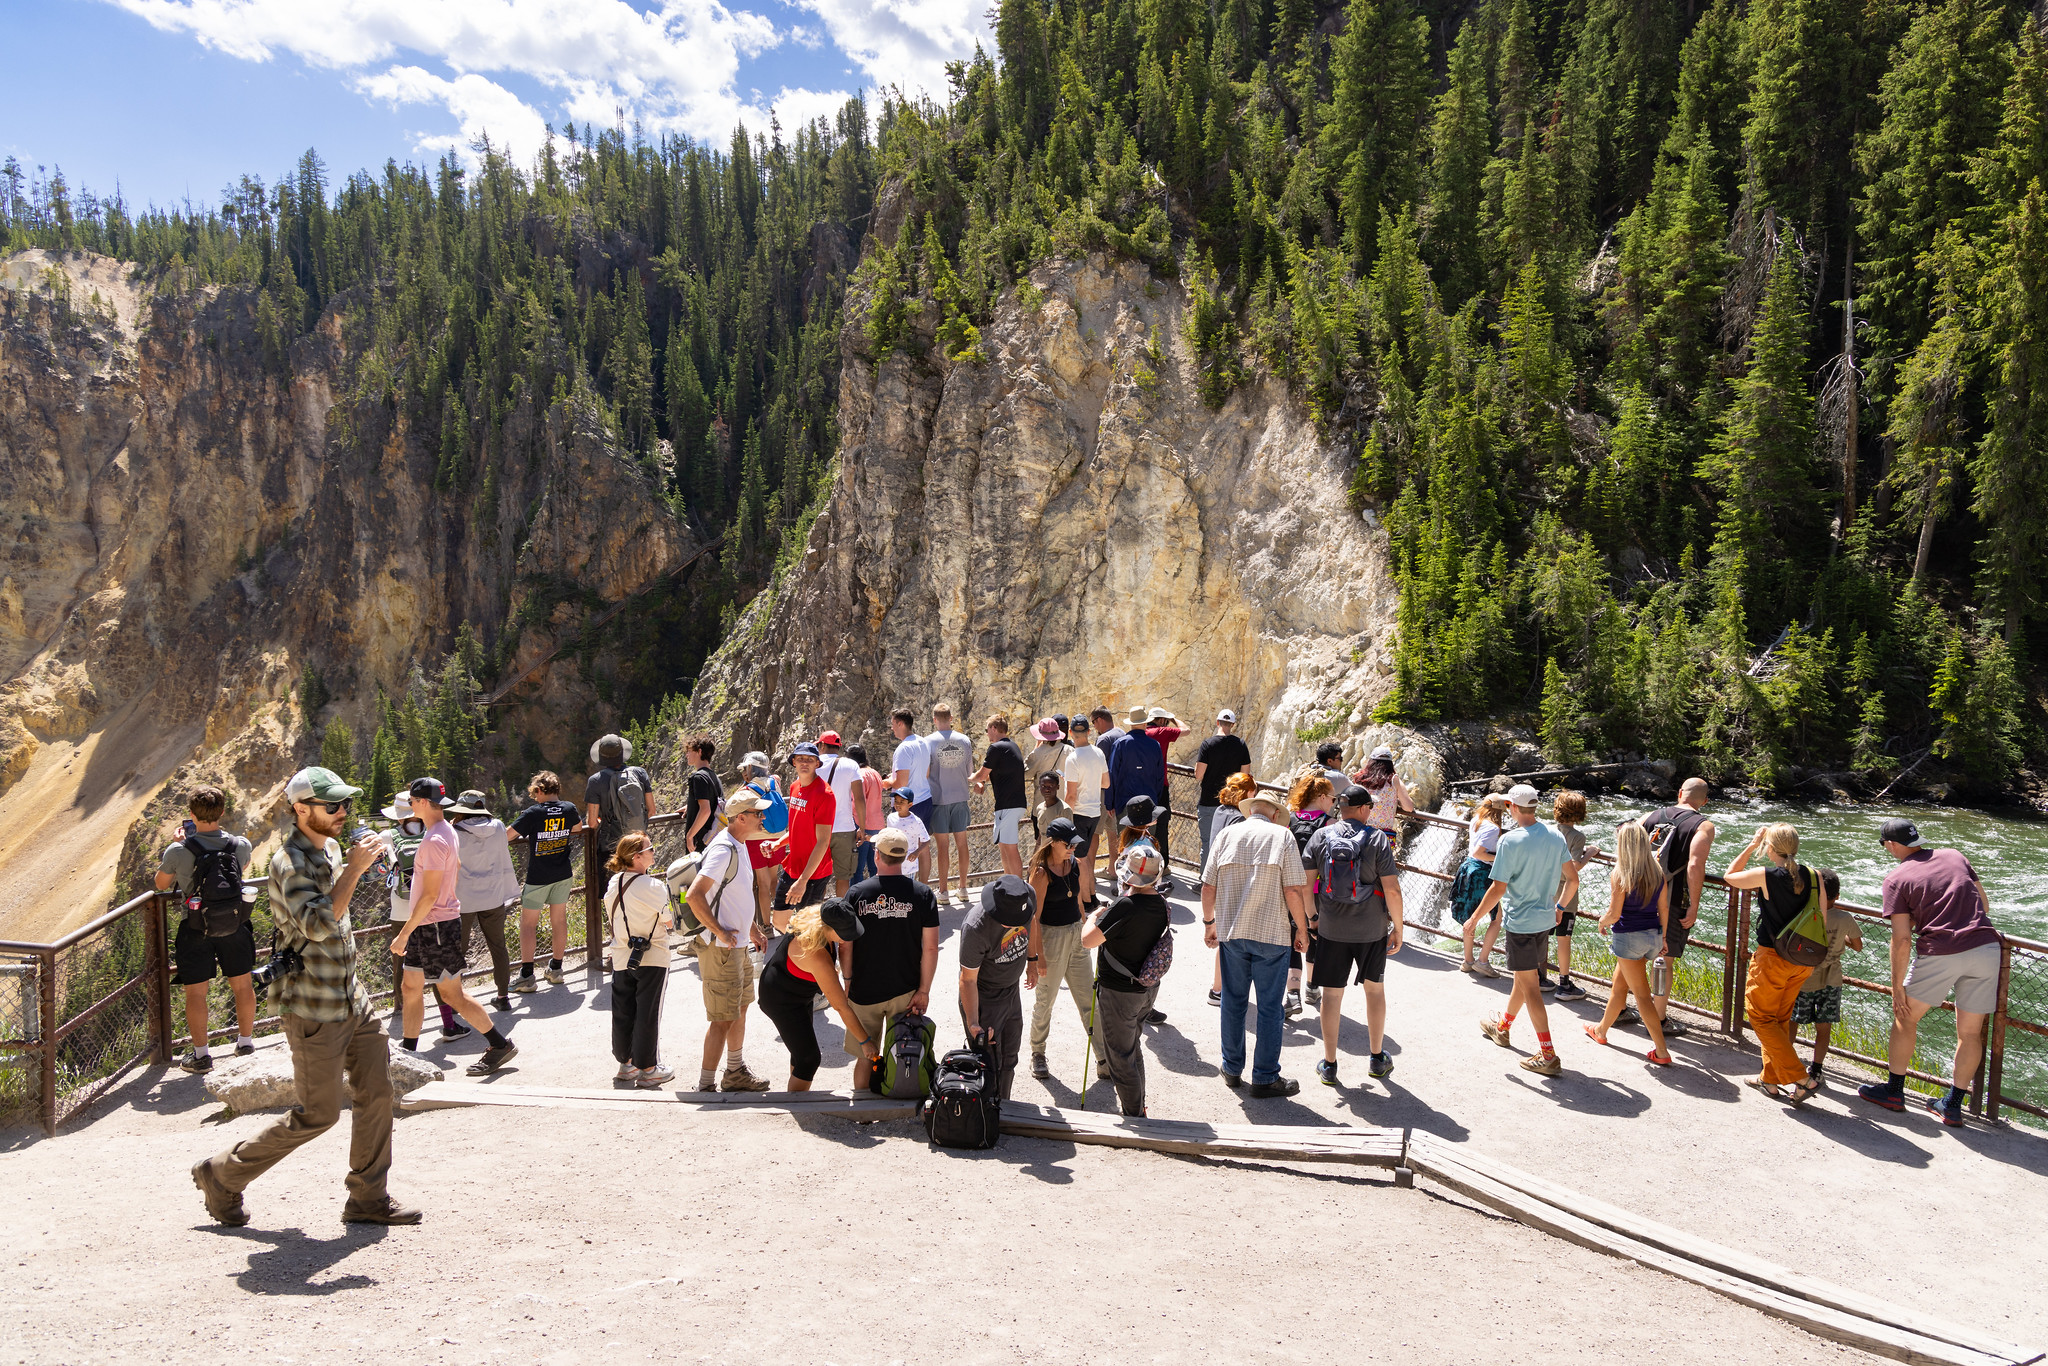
[1505,1070,1650,1118]
[213,1223,387,1296]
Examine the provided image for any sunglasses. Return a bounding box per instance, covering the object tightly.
[308,799,351,815]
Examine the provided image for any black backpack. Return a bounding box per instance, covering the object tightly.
[184,837,246,937]
[923,1045,1001,1149]
[1643,806,1705,883]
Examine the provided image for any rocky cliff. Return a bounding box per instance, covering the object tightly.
[678,242,1416,791]
[0,249,692,938]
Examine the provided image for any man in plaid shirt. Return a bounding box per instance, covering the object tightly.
[191,767,420,1227]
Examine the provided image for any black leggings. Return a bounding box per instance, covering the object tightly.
[610,966,665,1069]
[759,983,822,1081]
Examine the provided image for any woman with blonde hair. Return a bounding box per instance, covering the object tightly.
[606,832,675,1088]
[1586,823,1671,1064]
[754,898,878,1090]
[1454,794,1510,976]
[1725,823,1826,1105]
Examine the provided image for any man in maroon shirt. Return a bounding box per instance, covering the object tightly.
[1859,818,2003,1126]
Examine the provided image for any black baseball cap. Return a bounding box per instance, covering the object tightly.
[408,777,454,807]
[1339,784,1373,809]
[1879,818,1925,849]
[1044,817,1082,845]
[820,897,864,941]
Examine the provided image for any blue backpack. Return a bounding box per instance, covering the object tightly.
[1111,733,1163,809]
[749,779,790,836]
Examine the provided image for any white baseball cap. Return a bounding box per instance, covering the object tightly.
[1507,783,1541,808]
[1216,709,1238,723]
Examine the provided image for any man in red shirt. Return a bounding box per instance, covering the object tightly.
[765,742,835,931]
[1140,707,1186,887]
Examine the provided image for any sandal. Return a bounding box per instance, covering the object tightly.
[1584,1025,1610,1046]
[1745,1078,1800,1102]
[1645,1049,1673,1066]
[1786,1080,1820,1107]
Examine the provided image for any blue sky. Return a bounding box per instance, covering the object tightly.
[5,0,989,213]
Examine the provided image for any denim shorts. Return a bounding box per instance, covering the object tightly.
[993,807,1023,844]
[927,800,971,834]
[1611,928,1662,962]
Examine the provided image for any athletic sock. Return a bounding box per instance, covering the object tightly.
[549,958,562,971]
[519,961,534,975]
[1946,1085,1969,1106]
[1888,1072,1907,1092]
[699,1068,717,1089]
[437,1002,458,1031]
[1536,1030,1554,1054]
[193,1045,211,1059]
[236,1036,253,1049]
[1500,1012,1517,1030]
[726,1047,745,1070]
[484,1028,509,1049]
[401,1038,418,1051]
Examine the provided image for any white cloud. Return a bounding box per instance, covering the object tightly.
[103,0,938,161]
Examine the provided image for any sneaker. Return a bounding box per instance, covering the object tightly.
[1615,1006,1642,1026]
[1315,1058,1338,1087]
[234,1040,257,1056]
[719,1063,770,1093]
[1924,1093,1965,1128]
[1304,985,1322,1009]
[1284,989,1302,1019]
[1858,1082,1907,1112]
[511,975,538,994]
[1553,979,1588,1002]
[466,1042,518,1076]
[1248,1076,1301,1098]
[1471,960,1500,980]
[812,993,830,1012]
[179,1051,213,1074]
[1519,1050,1563,1077]
[1144,1008,1168,1024]
[438,1020,472,1041]
[544,965,564,986]
[492,997,512,1013]
[1031,1054,1050,1080]
[190,1158,247,1227]
[1658,1015,1691,1038]
[637,1064,676,1089]
[615,1064,641,1084]
[1220,1071,1244,1089]
[1369,1052,1395,1079]
[1538,973,1557,993]
[1480,1016,1513,1048]
[341,1200,422,1225]
[1207,989,1222,1007]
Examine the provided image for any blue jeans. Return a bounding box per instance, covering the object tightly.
[852,832,877,884]
[1219,938,1291,1084]
[1198,805,1219,871]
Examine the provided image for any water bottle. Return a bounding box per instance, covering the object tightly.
[1651,954,1672,998]
[349,825,390,884]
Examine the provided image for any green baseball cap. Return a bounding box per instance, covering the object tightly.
[285,766,363,804]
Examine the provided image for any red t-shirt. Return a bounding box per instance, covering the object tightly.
[1145,725,1186,770]
[782,776,836,880]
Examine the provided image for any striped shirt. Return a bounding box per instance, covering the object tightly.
[268,828,372,1023]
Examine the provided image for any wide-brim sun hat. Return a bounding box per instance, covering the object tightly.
[1126,705,1150,725]
[1033,717,1062,741]
[725,789,771,818]
[1243,790,1288,817]
[590,734,632,766]
[447,789,492,817]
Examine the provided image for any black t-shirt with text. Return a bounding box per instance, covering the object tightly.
[511,800,581,885]
[1196,733,1253,805]
[844,874,941,1005]
[982,738,1028,810]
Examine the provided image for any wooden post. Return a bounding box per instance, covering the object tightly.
[142,894,173,1066]
[1731,890,1752,1045]
[38,948,57,1137]
[583,826,603,972]
[1719,885,1740,1034]
[1983,939,2011,1122]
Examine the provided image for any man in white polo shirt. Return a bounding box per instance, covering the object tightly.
[686,789,774,1094]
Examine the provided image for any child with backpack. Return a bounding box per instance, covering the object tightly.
[1083,844,1173,1116]
[1304,787,1405,1087]
[1795,868,1863,1088]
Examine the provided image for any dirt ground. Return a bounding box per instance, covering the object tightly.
[4,884,2043,1364]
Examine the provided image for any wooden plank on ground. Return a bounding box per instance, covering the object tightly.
[402,1082,917,1120]
[1405,1134,2027,1366]
[997,1102,1405,1167]
[1406,1132,2038,1365]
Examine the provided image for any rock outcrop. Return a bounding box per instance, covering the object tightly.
[0,250,693,939]
[681,248,1409,783]
[205,1046,442,1114]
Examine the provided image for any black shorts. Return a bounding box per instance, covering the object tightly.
[173,917,256,985]
[1552,913,1577,938]
[1071,813,1100,849]
[1665,914,1694,960]
[773,869,828,912]
[1310,937,1387,988]
[1505,931,1551,974]
[402,917,468,983]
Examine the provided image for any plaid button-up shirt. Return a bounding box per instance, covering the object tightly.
[268,826,372,1023]
[1204,816,1306,945]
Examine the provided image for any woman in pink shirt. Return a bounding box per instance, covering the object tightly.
[845,743,888,884]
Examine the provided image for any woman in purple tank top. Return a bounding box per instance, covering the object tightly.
[1586,823,1672,1063]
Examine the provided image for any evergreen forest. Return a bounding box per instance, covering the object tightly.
[8,0,2048,795]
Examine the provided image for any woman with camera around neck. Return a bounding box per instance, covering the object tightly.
[606,831,676,1088]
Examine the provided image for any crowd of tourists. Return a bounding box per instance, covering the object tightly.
[177,706,2009,1228]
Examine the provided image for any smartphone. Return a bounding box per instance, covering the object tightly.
[182,818,197,838]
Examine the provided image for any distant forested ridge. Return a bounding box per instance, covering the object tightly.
[9,0,2048,794]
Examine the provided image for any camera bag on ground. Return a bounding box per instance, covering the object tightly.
[923,1043,1001,1149]
[183,836,247,937]
[878,1008,938,1100]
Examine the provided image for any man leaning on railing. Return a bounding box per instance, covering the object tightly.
[189,767,421,1228]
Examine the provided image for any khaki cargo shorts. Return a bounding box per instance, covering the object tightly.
[697,940,756,1022]
[845,990,916,1057]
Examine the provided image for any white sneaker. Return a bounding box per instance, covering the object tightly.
[636,1064,675,1089]
[615,1064,641,1084]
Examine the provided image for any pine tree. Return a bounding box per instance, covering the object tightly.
[609,271,656,460]
[1883,229,1973,585]
[664,327,710,505]
[1322,0,1431,272]
[1540,656,1589,763]
[1424,22,1492,307]
[320,719,358,784]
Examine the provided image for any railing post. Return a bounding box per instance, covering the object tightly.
[141,893,172,1066]
[1719,885,1739,1034]
[1731,889,1752,1045]
[583,826,603,972]
[38,948,56,1138]
[1983,938,2011,1123]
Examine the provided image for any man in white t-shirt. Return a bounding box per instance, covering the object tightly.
[817,730,863,898]
[687,790,774,1093]
[888,707,933,845]
[1061,717,1111,905]
[924,704,977,906]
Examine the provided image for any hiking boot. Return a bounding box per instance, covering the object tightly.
[1248,1076,1301,1099]
[1924,1093,1965,1128]
[1315,1059,1339,1087]
[466,1042,518,1076]
[511,975,538,994]
[439,1020,472,1041]
[190,1158,247,1227]
[1614,1006,1642,1026]
[637,1064,676,1089]
[1144,1008,1168,1024]
[1031,1054,1051,1080]
[1658,1015,1691,1038]
[544,965,564,986]
[1220,1071,1244,1089]
[1858,1082,1907,1112]
[1304,985,1322,1009]
[234,1040,257,1056]
[720,1063,770,1093]
[1369,1052,1395,1079]
[1207,989,1222,1007]
[1284,989,1302,1018]
[615,1064,641,1085]
[492,997,512,1013]
[342,1200,422,1225]
[1519,1051,1563,1078]
[179,1051,213,1074]
[1480,1016,1514,1048]
[1554,978,1588,1002]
